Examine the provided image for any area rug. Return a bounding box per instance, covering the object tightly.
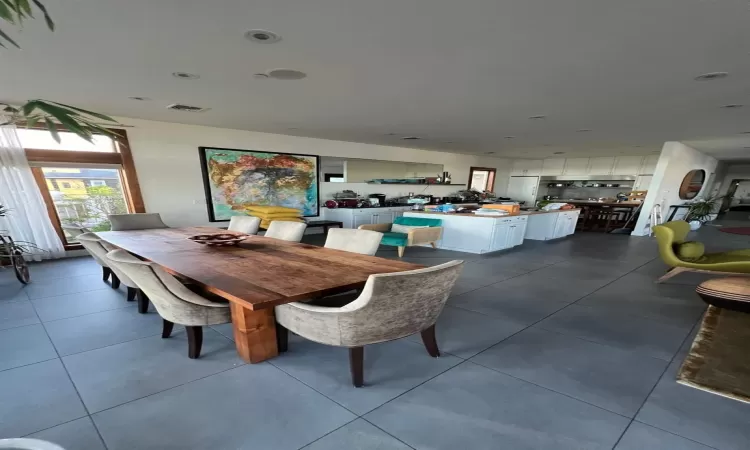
[719,227,750,235]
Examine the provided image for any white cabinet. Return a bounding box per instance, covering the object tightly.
[506,176,540,206]
[612,156,644,175]
[489,216,528,252]
[491,222,511,251]
[323,207,412,229]
[508,220,527,247]
[588,157,615,175]
[372,211,394,224]
[639,155,659,175]
[524,210,580,241]
[633,175,653,191]
[563,158,589,175]
[353,213,373,229]
[511,159,543,176]
[541,158,566,176]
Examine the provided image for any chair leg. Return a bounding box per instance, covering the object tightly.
[420,324,440,357]
[187,326,203,359]
[656,266,689,284]
[397,246,405,258]
[430,242,437,249]
[111,273,121,289]
[349,347,364,387]
[136,289,149,314]
[162,319,174,338]
[102,266,111,282]
[126,286,137,302]
[276,322,289,353]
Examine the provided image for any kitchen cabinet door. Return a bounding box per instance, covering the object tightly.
[563,158,589,175]
[353,214,374,229]
[541,158,566,176]
[374,212,395,224]
[491,223,511,251]
[587,157,615,175]
[552,215,569,239]
[506,176,540,206]
[639,155,659,175]
[633,175,653,191]
[511,159,542,176]
[509,223,526,247]
[612,156,644,175]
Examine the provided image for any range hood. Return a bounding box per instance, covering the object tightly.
[540,175,636,182]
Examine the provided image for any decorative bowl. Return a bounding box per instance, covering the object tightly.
[187,233,248,246]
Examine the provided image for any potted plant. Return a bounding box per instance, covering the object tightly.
[685,196,722,230]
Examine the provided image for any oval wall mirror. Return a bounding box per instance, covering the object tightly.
[679,169,706,200]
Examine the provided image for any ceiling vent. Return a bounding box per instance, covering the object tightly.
[166,103,210,113]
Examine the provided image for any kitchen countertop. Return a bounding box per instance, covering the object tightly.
[562,200,641,207]
[407,209,580,218]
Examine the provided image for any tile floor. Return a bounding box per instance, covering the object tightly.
[1,224,749,449]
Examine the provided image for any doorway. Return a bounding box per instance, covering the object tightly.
[468,167,496,192]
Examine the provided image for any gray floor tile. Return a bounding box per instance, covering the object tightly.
[27,257,102,281]
[636,362,750,450]
[471,328,668,417]
[448,280,483,297]
[537,304,691,361]
[303,419,411,450]
[474,253,553,272]
[44,308,164,356]
[405,306,526,358]
[450,281,573,324]
[27,417,106,450]
[271,336,461,415]
[615,422,715,450]
[32,288,131,322]
[0,359,87,438]
[24,273,110,299]
[366,362,629,450]
[0,300,39,330]
[63,328,244,413]
[0,324,58,371]
[93,364,356,450]
[0,282,29,303]
[210,322,235,341]
[458,266,527,287]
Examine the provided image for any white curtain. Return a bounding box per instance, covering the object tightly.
[0,124,65,260]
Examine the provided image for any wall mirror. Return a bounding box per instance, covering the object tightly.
[679,169,706,200]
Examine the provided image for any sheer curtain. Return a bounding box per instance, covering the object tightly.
[0,124,65,260]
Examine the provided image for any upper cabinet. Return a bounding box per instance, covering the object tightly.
[612,156,645,175]
[588,157,615,175]
[510,159,542,176]
[639,155,659,175]
[541,158,566,176]
[562,158,589,175]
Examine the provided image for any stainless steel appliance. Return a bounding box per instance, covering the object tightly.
[368,194,386,207]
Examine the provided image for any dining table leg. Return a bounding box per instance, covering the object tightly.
[229,303,279,363]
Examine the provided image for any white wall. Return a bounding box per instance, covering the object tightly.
[632,142,718,236]
[717,164,750,196]
[121,118,511,226]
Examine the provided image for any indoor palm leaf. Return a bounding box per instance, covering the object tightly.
[0,0,54,48]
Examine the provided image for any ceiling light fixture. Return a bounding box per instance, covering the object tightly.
[529,115,546,120]
[267,69,307,80]
[553,151,565,154]
[721,104,743,109]
[741,131,750,134]
[401,136,421,140]
[576,129,591,132]
[172,72,200,80]
[694,72,728,81]
[166,103,210,113]
[244,29,281,44]
[128,96,151,101]
[504,136,515,139]
[484,151,495,154]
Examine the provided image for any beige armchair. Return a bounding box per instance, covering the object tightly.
[77,232,139,301]
[106,249,231,358]
[324,228,383,256]
[264,221,307,242]
[359,216,443,257]
[228,216,261,235]
[274,260,464,387]
[108,213,168,231]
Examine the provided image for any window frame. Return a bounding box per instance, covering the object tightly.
[23,128,145,250]
[468,166,497,192]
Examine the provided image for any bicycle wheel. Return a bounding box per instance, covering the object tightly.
[12,250,30,284]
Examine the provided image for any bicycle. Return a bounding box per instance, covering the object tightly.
[0,233,32,284]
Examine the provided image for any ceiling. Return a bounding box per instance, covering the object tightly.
[3,0,750,159]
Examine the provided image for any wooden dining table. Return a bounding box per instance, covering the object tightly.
[96,227,424,363]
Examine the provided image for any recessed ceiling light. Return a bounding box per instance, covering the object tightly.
[576,129,591,132]
[745,146,750,149]
[128,96,151,101]
[287,127,300,130]
[267,69,307,80]
[172,72,200,80]
[740,131,750,134]
[253,73,269,79]
[529,115,547,120]
[694,72,728,81]
[553,151,565,154]
[166,103,210,113]
[244,29,281,44]
[401,136,421,140]
[721,104,743,109]
[504,136,515,139]
[634,145,643,148]
[384,133,397,136]
[484,151,495,154]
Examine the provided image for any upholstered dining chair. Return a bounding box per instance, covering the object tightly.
[108,213,168,231]
[106,249,231,358]
[77,233,139,301]
[228,216,261,235]
[264,221,307,242]
[274,260,464,387]
[324,228,383,256]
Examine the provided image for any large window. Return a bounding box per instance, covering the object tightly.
[468,167,497,192]
[20,128,144,248]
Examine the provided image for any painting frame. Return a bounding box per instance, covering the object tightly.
[198,146,320,222]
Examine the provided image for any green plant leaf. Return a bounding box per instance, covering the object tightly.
[32,102,94,141]
[49,101,117,122]
[0,2,16,23]
[21,100,38,116]
[0,27,20,48]
[15,0,31,15]
[30,0,52,30]
[25,114,40,128]
[44,117,59,142]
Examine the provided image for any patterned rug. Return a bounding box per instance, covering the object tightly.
[719,227,750,235]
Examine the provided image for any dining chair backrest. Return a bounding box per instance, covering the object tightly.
[105,249,226,325]
[338,260,464,345]
[324,228,383,256]
[108,213,168,231]
[264,221,307,242]
[76,232,110,267]
[228,216,261,235]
